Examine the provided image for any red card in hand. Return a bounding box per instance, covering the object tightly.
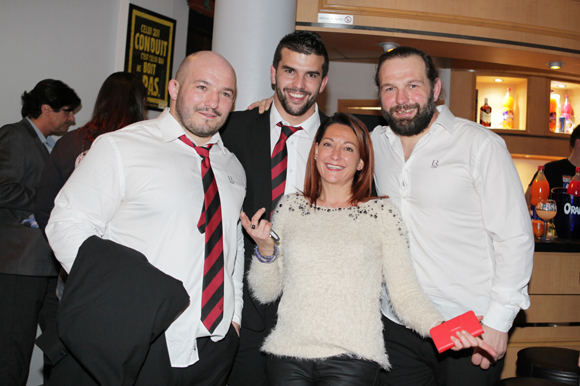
[430,311,483,353]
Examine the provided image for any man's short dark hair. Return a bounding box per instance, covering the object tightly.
[272,31,329,78]
[570,124,580,147]
[21,79,81,119]
[374,46,439,94]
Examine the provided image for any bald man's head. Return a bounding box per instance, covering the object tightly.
[168,51,236,145]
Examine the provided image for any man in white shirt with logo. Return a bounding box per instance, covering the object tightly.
[370,46,534,386]
[47,51,246,385]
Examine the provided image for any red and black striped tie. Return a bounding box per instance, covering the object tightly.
[271,123,302,213]
[180,135,224,333]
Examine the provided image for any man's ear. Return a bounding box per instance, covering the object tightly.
[168,79,179,101]
[270,65,277,87]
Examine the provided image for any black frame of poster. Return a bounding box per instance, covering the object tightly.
[124,4,176,111]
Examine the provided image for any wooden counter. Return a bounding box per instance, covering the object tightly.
[501,241,580,378]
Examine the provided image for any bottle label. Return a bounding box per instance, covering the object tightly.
[503,110,514,128]
[480,111,492,127]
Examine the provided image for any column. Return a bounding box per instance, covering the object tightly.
[212,0,297,110]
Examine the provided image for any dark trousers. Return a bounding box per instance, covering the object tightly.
[171,324,240,386]
[0,273,58,386]
[228,302,278,386]
[266,355,380,386]
[47,323,239,386]
[380,315,504,386]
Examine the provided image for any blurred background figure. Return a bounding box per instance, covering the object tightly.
[0,79,80,386]
[35,72,147,232]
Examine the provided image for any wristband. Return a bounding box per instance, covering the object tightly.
[254,244,278,263]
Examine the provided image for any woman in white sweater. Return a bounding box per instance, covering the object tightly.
[240,113,494,386]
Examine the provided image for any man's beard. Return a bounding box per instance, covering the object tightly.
[177,102,224,140]
[381,90,437,137]
[275,85,317,117]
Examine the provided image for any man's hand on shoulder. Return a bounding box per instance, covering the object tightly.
[471,324,508,369]
[247,96,274,114]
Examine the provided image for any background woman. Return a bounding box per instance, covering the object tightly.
[240,113,493,386]
[35,72,147,231]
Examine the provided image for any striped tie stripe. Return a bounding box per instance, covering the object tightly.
[271,123,302,214]
[179,135,224,333]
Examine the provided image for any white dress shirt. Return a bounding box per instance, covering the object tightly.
[46,109,246,367]
[269,103,322,194]
[371,106,534,333]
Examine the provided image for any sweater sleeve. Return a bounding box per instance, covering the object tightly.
[247,195,292,304]
[380,200,444,337]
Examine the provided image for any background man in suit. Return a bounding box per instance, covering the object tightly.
[0,79,80,385]
[221,30,329,386]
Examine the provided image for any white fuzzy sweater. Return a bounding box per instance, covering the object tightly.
[248,194,443,370]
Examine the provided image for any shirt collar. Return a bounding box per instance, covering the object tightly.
[269,102,321,139]
[160,108,227,154]
[27,117,56,153]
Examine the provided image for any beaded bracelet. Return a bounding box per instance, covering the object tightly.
[254,244,279,263]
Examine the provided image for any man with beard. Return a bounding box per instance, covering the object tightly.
[220,30,329,386]
[46,51,246,385]
[370,47,534,386]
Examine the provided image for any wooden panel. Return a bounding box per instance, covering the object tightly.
[500,135,569,157]
[449,71,476,121]
[529,253,580,294]
[526,77,551,136]
[300,0,580,50]
[523,295,580,323]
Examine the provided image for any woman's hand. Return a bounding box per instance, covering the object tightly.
[448,315,498,360]
[240,208,275,256]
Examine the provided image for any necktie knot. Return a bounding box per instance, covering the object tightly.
[276,122,303,142]
[194,145,212,164]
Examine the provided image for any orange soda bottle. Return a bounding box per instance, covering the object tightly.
[530,165,549,206]
[502,88,514,129]
[549,90,558,132]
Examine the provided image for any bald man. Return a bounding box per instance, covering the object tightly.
[46,51,246,385]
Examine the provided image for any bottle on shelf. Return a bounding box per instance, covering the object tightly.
[502,87,514,129]
[567,167,580,198]
[530,165,550,219]
[549,90,558,132]
[479,98,492,127]
[561,94,575,133]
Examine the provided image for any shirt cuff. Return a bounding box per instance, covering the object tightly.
[483,299,526,332]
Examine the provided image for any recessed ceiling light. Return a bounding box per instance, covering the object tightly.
[558,84,566,88]
[548,61,565,70]
[494,78,503,82]
[379,42,399,52]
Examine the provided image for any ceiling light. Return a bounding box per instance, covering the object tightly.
[548,61,565,70]
[558,84,566,88]
[379,42,399,52]
[494,78,503,82]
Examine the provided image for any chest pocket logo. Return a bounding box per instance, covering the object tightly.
[431,160,439,168]
[228,175,235,184]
